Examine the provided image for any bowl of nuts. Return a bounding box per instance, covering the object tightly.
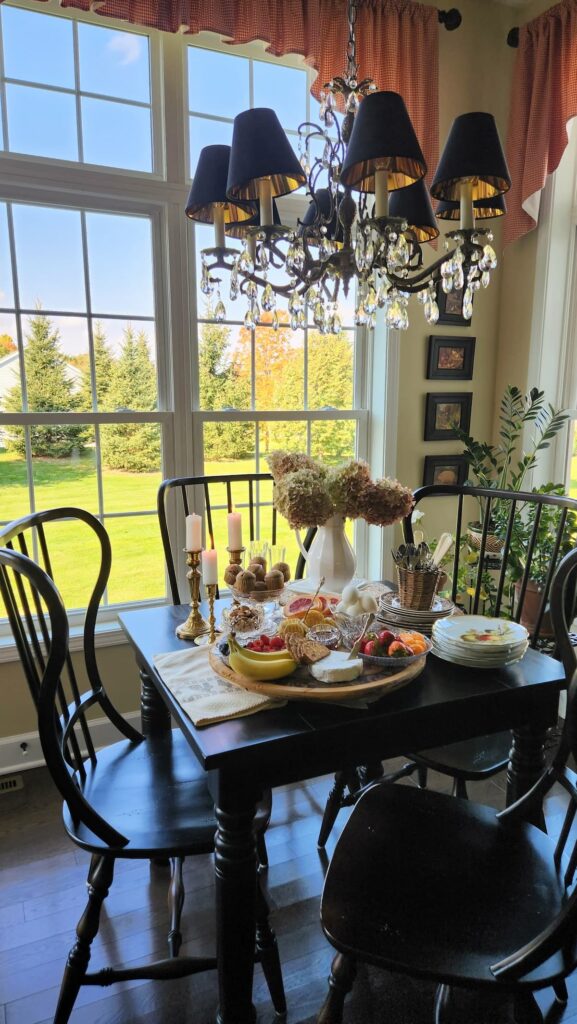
[220,599,265,636]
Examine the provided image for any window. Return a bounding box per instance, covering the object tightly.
[0,1,373,635]
[0,5,153,170]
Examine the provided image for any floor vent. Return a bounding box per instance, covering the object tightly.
[0,774,24,794]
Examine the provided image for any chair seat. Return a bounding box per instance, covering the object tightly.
[409,730,511,779]
[64,729,271,858]
[321,783,574,991]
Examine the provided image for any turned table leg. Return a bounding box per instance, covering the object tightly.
[214,779,259,1024]
[507,725,547,827]
[140,667,171,737]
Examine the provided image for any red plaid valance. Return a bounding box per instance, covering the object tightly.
[4,0,439,178]
[505,0,577,246]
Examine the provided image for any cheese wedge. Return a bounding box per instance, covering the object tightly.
[309,650,363,683]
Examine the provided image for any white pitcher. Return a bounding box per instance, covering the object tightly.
[295,515,356,592]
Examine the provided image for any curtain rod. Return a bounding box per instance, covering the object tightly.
[438,9,462,30]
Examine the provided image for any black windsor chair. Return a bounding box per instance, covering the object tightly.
[316,483,577,848]
[0,507,286,1024]
[316,545,577,1024]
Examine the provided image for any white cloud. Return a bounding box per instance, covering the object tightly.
[107,33,142,67]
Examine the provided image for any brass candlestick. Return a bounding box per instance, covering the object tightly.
[176,549,210,641]
[227,545,245,566]
[206,583,219,644]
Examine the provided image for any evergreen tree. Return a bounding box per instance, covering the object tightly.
[81,321,114,409]
[198,320,252,459]
[100,326,159,472]
[2,312,85,458]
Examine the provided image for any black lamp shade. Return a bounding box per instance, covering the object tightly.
[226,108,306,201]
[299,189,344,245]
[389,180,439,242]
[186,145,252,224]
[435,194,507,220]
[225,199,281,238]
[431,112,511,201]
[340,91,427,192]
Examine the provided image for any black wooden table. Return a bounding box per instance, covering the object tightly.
[119,602,564,1024]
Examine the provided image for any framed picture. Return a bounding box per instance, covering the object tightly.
[423,454,468,487]
[424,392,472,441]
[436,282,472,326]
[427,335,475,380]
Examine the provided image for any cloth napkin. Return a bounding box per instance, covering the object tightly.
[153,644,286,728]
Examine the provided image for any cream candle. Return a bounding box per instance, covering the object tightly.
[202,548,218,585]
[227,511,243,550]
[186,513,202,551]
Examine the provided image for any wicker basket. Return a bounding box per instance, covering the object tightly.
[396,567,440,611]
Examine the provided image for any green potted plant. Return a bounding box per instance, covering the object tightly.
[457,385,568,553]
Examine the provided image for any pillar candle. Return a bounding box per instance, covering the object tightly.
[202,548,218,585]
[227,511,243,550]
[186,513,202,551]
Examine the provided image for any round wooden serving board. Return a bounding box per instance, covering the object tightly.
[208,647,426,702]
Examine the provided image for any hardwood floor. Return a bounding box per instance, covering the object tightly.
[1,760,576,1024]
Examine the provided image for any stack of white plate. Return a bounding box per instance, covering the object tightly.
[431,615,529,668]
[376,592,455,636]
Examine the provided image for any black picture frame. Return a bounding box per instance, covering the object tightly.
[427,335,475,380]
[424,392,472,441]
[436,282,472,326]
[423,454,468,487]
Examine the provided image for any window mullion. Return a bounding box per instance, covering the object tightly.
[0,11,9,150]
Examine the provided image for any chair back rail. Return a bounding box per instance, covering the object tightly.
[0,508,143,844]
[157,474,317,603]
[403,484,577,660]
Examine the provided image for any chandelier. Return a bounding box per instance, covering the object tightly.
[186,1,511,334]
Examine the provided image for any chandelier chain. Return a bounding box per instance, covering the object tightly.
[346,0,359,82]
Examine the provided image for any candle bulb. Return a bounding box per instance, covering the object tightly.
[202,549,219,586]
[186,513,202,551]
[227,511,243,551]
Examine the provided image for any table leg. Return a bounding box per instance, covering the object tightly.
[215,782,259,1024]
[506,725,547,827]
[139,667,171,737]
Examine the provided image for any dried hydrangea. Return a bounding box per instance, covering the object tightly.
[328,460,372,519]
[267,450,322,482]
[274,468,333,529]
[357,477,415,527]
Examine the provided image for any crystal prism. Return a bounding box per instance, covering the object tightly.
[214,299,226,322]
[262,283,275,311]
[238,247,254,275]
[463,286,473,320]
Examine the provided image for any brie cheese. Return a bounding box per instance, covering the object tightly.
[310,650,363,683]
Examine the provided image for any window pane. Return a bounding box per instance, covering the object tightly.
[91,318,156,410]
[106,514,166,604]
[310,419,356,464]
[189,116,232,174]
[0,439,29,525]
[188,48,249,118]
[32,425,98,512]
[81,96,152,171]
[307,328,354,410]
[0,312,19,411]
[254,319,304,410]
[253,62,307,132]
[6,84,78,162]
[13,205,85,312]
[38,519,103,613]
[0,204,15,308]
[202,421,256,494]
[569,420,577,499]
[78,24,150,103]
[86,213,154,317]
[100,422,161,511]
[2,6,74,89]
[198,322,250,411]
[260,419,307,462]
[45,315,91,412]
[97,323,157,412]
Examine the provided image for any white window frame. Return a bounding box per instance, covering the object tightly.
[0,0,395,660]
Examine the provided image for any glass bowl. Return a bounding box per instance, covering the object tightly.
[220,599,265,636]
[333,612,372,650]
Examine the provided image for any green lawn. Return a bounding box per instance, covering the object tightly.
[0,448,300,610]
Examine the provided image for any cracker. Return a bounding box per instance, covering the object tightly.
[285,635,331,664]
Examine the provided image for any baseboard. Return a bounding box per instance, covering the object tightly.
[0,710,141,776]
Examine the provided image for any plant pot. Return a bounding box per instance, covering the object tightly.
[515,579,554,638]
[467,521,504,557]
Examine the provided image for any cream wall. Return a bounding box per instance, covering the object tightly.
[0,1,554,743]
